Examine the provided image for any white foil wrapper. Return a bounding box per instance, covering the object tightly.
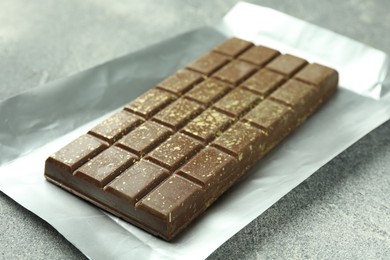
[1,2,390,259]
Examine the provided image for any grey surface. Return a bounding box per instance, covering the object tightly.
[0,0,389,259]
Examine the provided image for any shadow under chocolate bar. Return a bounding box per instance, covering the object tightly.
[44,37,338,241]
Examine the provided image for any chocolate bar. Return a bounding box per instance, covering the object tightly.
[44,37,338,240]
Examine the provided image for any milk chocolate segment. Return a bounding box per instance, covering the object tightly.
[213,37,253,57]
[242,99,296,146]
[136,174,203,235]
[45,134,108,173]
[116,121,172,156]
[125,88,176,119]
[213,87,259,118]
[181,109,234,143]
[270,79,319,117]
[266,54,308,77]
[241,69,285,97]
[145,133,203,171]
[213,60,257,85]
[74,146,138,187]
[156,69,203,95]
[152,98,203,130]
[187,52,230,76]
[238,45,280,66]
[178,147,238,192]
[293,63,339,95]
[105,160,170,204]
[184,78,230,106]
[88,110,143,144]
[212,122,266,165]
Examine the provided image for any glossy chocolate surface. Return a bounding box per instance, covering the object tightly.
[44,37,338,241]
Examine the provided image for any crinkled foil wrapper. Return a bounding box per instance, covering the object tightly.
[0,3,389,260]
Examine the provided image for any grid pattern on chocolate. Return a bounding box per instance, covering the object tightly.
[151,98,204,131]
[46,135,108,173]
[213,37,253,57]
[115,121,173,156]
[156,69,203,95]
[293,63,339,96]
[74,146,138,187]
[105,159,170,204]
[88,110,144,144]
[269,79,319,116]
[177,147,238,191]
[241,69,286,97]
[183,78,231,106]
[212,60,257,85]
[186,52,230,76]
[238,45,280,66]
[213,87,260,118]
[44,37,338,241]
[266,54,308,77]
[124,88,176,119]
[181,108,234,143]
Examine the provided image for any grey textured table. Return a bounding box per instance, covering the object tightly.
[1,1,389,259]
